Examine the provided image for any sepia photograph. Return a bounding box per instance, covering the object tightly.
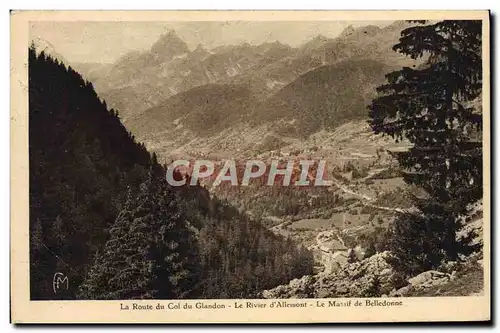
[10,10,490,323]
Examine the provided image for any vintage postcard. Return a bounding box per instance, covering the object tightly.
[10,10,490,323]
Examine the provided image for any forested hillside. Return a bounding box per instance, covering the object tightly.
[256,59,389,136]
[128,84,258,137]
[29,45,155,299]
[29,45,313,300]
[127,59,389,145]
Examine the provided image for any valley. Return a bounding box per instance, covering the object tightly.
[154,118,416,274]
[99,23,419,273]
[31,18,484,299]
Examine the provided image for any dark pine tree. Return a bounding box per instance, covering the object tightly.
[368,21,483,273]
[78,174,200,300]
[347,249,357,264]
[364,241,377,259]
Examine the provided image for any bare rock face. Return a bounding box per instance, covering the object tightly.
[150,30,190,62]
[338,25,355,39]
[262,251,396,298]
[408,271,451,287]
[32,37,69,65]
[261,275,316,299]
[389,269,455,297]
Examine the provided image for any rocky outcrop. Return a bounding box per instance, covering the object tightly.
[389,270,454,297]
[389,252,484,297]
[263,243,484,298]
[262,251,396,298]
[322,251,349,274]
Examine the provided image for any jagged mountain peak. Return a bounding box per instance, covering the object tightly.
[300,34,331,52]
[339,24,382,39]
[259,40,284,48]
[160,29,182,41]
[150,29,189,57]
[312,34,329,42]
[339,24,356,38]
[189,44,210,60]
[385,20,412,30]
[31,37,69,65]
[358,25,382,35]
[32,36,56,52]
[255,40,292,54]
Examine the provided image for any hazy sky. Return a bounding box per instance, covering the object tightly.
[30,20,394,64]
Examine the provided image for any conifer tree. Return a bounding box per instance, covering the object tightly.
[368,20,483,268]
[364,241,377,259]
[347,248,357,264]
[369,20,482,209]
[78,175,200,300]
[77,190,136,299]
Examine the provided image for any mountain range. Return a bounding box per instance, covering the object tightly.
[36,20,421,158]
[65,21,418,123]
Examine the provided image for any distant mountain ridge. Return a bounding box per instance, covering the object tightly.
[89,32,299,119]
[120,21,422,158]
[126,58,390,160]
[69,21,418,120]
[254,59,390,136]
[128,83,258,137]
[32,37,69,64]
[38,21,421,153]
